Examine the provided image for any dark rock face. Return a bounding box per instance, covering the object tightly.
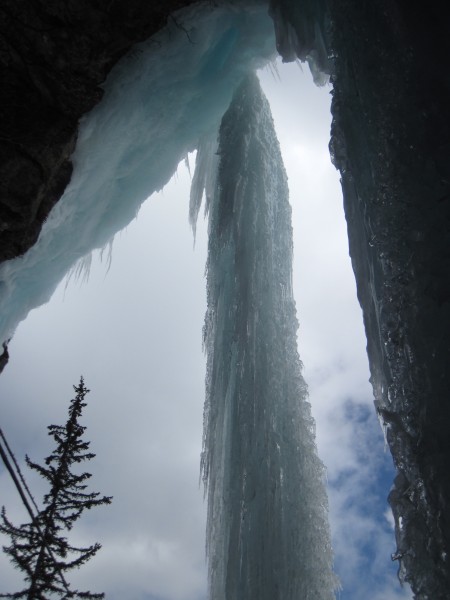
[0,0,196,262]
[1,0,450,597]
[327,1,450,597]
[274,0,450,596]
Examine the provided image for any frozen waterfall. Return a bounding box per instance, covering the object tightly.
[198,74,337,599]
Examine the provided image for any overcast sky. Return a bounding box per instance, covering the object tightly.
[0,60,412,599]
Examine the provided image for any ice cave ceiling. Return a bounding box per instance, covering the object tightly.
[1,1,450,598]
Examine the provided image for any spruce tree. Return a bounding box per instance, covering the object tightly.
[0,377,112,599]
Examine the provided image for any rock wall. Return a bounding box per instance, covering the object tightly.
[273,0,450,596]
[328,1,450,596]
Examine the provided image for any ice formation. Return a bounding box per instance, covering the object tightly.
[268,0,331,84]
[198,73,336,600]
[0,1,276,344]
[0,0,447,597]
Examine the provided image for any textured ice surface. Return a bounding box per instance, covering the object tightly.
[0,1,275,344]
[268,0,330,84]
[199,73,336,600]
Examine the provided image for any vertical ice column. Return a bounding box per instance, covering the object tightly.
[200,73,336,600]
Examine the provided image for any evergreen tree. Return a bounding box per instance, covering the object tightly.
[0,377,112,599]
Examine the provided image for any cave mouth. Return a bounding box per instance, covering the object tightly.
[0,44,405,597]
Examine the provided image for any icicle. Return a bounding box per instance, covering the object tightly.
[201,73,337,600]
[189,134,220,241]
[268,0,331,84]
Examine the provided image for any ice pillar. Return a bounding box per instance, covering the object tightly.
[200,73,336,600]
